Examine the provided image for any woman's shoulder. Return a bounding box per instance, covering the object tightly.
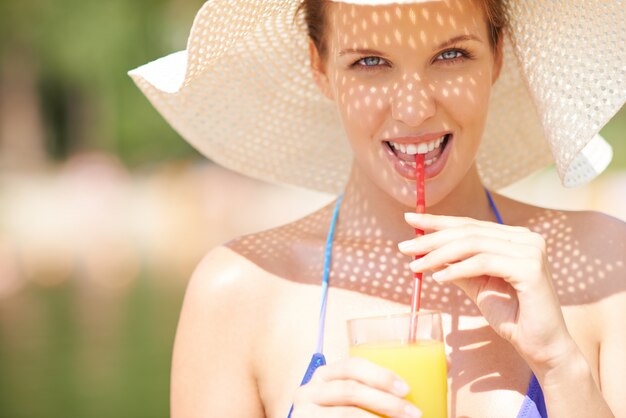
[549,209,625,300]
[221,201,335,284]
[556,209,626,309]
[523,206,624,265]
[186,202,335,303]
[184,245,273,316]
[570,210,625,262]
[498,195,624,259]
[500,196,625,301]
[503,199,625,352]
[172,245,274,417]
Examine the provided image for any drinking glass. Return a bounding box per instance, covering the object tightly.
[347,311,447,418]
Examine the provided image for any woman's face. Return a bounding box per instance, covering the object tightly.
[311,0,502,207]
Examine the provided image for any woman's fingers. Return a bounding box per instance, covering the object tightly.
[407,235,535,273]
[290,404,377,418]
[291,358,422,418]
[404,212,529,234]
[297,379,421,418]
[399,222,543,256]
[290,405,388,418]
[311,357,408,397]
[430,253,539,286]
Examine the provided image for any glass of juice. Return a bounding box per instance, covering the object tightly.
[347,311,447,418]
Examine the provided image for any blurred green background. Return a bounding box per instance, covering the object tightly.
[0,1,202,417]
[0,1,624,417]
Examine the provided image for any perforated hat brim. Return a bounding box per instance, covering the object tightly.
[130,0,625,193]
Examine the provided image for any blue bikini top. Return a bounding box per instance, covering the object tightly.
[287,191,547,418]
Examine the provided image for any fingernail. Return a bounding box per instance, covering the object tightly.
[398,240,412,251]
[404,404,422,418]
[393,379,410,396]
[404,212,422,222]
[432,270,447,281]
[409,258,424,270]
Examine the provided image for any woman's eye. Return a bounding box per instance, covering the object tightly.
[435,48,472,64]
[353,56,388,69]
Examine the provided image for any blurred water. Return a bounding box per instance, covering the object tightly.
[0,278,183,418]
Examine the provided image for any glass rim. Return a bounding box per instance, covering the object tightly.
[346,309,441,325]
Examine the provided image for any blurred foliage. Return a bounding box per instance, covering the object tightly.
[0,0,203,166]
[601,109,626,169]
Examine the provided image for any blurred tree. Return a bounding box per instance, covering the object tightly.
[0,0,203,167]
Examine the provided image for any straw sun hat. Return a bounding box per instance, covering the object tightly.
[129,0,625,193]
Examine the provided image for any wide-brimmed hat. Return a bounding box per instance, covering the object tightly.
[129,0,625,193]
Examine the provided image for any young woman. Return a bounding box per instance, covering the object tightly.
[130,0,626,416]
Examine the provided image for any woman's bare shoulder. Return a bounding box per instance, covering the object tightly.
[170,208,334,417]
[171,245,272,417]
[221,202,335,285]
[526,208,625,270]
[560,210,626,310]
[187,198,335,309]
[187,244,270,300]
[497,195,625,303]
[559,210,625,301]
[496,195,623,262]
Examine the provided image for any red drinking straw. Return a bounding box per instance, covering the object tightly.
[409,153,426,342]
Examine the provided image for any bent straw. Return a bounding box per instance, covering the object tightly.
[409,153,426,342]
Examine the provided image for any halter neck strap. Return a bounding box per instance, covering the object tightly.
[315,193,343,353]
[313,189,502,354]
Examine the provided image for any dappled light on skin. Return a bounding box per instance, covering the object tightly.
[228,203,624,313]
[323,0,496,208]
[227,192,625,417]
[527,210,625,303]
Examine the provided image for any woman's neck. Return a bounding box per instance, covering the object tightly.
[335,161,500,243]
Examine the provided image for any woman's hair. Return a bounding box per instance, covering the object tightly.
[297,0,505,60]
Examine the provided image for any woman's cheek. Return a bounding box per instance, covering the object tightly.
[437,71,492,126]
[337,85,387,136]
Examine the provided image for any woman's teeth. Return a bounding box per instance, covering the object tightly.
[389,135,446,155]
[388,135,447,167]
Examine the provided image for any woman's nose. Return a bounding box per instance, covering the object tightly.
[390,73,436,127]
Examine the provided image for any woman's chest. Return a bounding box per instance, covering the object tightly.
[255,284,538,418]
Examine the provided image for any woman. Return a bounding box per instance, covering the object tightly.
[130,0,626,416]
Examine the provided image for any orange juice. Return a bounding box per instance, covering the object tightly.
[350,340,447,418]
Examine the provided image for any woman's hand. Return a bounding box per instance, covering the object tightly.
[291,357,422,418]
[399,213,576,373]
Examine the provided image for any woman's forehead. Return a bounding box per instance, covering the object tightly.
[329,0,449,4]
[326,0,487,50]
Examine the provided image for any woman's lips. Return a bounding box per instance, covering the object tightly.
[383,134,453,181]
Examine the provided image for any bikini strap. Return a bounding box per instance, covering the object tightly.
[286,195,343,418]
[289,189,502,418]
[315,190,499,353]
[316,194,343,353]
[485,188,503,224]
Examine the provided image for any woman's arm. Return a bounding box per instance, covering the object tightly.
[539,211,626,417]
[170,246,266,418]
[595,213,626,417]
[598,290,626,417]
[533,337,613,417]
[522,212,625,418]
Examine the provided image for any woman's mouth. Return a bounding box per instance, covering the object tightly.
[383,133,453,180]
